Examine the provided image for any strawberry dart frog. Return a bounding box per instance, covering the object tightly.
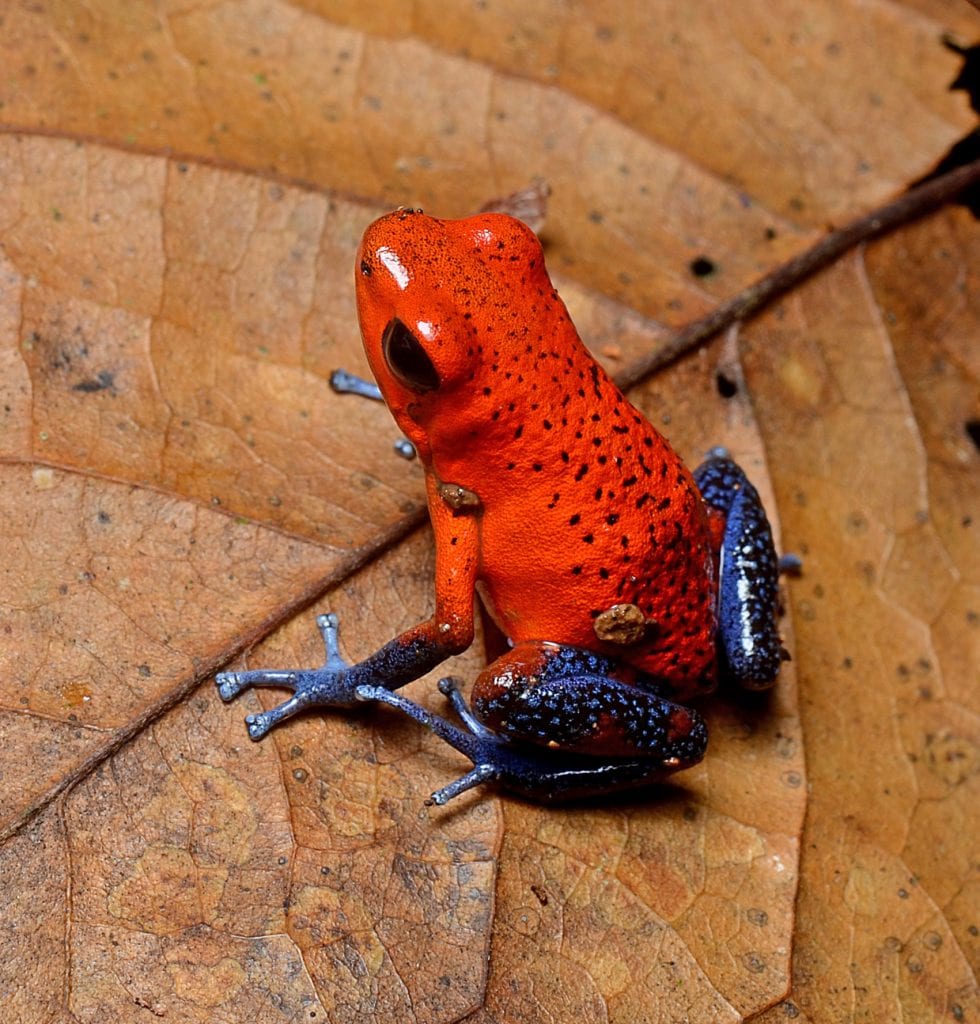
[216,208,786,806]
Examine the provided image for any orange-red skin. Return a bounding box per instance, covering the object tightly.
[356,210,719,701]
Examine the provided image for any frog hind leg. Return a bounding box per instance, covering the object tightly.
[358,642,707,804]
[693,451,786,689]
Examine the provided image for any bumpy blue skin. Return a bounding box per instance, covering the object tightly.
[470,644,708,763]
[694,453,784,689]
[216,451,782,805]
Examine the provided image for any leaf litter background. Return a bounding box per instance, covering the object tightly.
[0,1,978,1021]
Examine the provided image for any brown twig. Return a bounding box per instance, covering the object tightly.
[613,158,980,392]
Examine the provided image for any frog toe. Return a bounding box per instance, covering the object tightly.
[315,612,350,671]
[427,764,501,806]
[215,671,244,702]
[244,710,275,740]
[216,668,300,702]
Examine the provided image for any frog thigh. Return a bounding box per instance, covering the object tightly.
[471,641,707,763]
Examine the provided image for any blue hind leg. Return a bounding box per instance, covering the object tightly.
[694,451,787,689]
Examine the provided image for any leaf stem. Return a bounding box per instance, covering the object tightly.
[613,158,980,392]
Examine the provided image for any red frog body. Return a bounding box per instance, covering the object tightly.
[217,209,784,804]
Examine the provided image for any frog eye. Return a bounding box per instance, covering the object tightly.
[381,318,440,393]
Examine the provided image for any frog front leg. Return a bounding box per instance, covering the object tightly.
[693,451,785,689]
[361,642,708,804]
[216,475,479,739]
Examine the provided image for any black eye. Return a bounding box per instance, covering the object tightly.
[360,259,372,276]
[382,318,440,393]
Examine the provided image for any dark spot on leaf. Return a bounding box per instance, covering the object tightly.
[716,371,738,398]
[690,255,716,277]
[966,419,980,452]
[73,369,115,393]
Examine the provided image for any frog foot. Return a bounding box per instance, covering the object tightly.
[216,613,356,740]
[356,678,686,806]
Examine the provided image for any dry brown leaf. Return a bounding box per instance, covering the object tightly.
[0,2,977,1022]
[746,209,980,1024]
